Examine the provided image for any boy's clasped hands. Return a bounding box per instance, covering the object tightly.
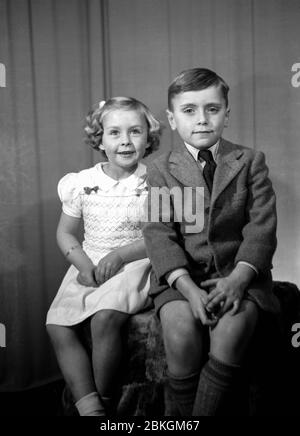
[198,263,256,325]
[202,276,244,323]
[188,271,252,327]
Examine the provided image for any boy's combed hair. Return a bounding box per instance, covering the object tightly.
[168,68,230,109]
[84,96,162,157]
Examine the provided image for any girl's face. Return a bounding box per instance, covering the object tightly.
[100,109,149,178]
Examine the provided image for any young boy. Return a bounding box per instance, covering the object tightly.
[142,68,279,416]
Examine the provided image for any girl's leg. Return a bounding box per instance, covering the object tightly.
[192,300,258,416]
[90,310,130,403]
[46,324,105,416]
[160,300,205,416]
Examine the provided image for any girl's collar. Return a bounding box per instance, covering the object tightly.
[95,162,147,192]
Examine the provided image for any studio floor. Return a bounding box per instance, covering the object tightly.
[0,379,65,416]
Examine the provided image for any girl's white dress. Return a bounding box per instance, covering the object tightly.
[46,162,151,326]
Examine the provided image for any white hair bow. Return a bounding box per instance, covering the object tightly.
[98,100,106,109]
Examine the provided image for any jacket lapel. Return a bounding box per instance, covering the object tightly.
[211,138,245,204]
[168,145,210,202]
[167,140,245,205]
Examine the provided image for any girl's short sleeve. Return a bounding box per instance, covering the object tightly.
[57,173,82,218]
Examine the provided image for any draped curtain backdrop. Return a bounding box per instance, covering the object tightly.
[0,0,299,391]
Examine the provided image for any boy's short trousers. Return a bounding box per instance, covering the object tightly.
[153,284,258,316]
[151,265,258,316]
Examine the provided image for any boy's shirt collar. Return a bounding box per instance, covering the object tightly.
[184,140,220,162]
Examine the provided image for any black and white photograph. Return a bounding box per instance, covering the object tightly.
[0,0,300,420]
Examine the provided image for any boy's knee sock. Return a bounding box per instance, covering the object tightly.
[166,371,199,416]
[192,354,242,416]
[75,391,105,416]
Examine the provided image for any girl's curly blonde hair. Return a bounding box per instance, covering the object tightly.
[84,96,162,158]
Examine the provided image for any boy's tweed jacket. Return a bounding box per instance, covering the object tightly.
[143,138,279,313]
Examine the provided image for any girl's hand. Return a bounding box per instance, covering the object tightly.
[201,276,245,318]
[94,252,124,286]
[77,268,98,287]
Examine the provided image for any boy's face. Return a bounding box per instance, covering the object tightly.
[167,85,230,150]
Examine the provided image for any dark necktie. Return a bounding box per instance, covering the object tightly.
[198,150,216,193]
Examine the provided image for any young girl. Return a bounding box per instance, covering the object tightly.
[46,97,161,416]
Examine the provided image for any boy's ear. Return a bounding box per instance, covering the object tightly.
[166,109,177,131]
[224,108,230,127]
